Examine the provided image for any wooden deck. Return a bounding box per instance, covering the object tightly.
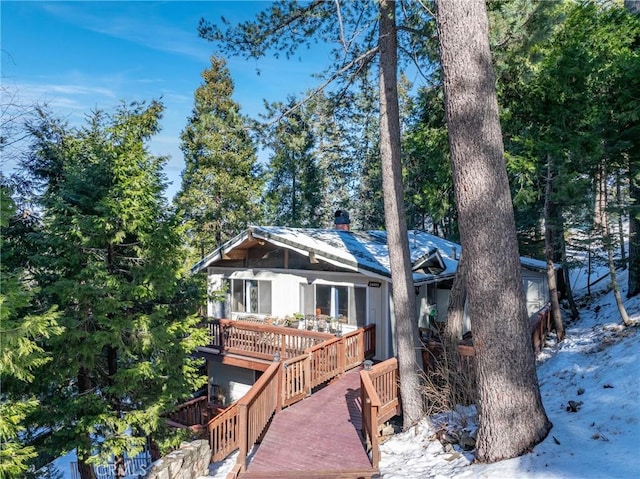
[240,367,378,479]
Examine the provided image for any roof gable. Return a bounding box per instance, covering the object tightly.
[191,226,554,282]
[191,226,457,282]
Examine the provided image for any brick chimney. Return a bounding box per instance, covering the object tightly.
[334,209,350,231]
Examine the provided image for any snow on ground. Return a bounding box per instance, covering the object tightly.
[377,268,640,479]
[205,264,640,479]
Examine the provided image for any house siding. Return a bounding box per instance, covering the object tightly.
[208,363,257,406]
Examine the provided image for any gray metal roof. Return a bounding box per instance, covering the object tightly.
[191,226,459,284]
[191,226,553,283]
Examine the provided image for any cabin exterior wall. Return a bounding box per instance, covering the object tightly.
[208,362,257,406]
[204,265,551,362]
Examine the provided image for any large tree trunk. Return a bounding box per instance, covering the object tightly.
[77,367,97,479]
[378,0,424,429]
[544,160,565,341]
[435,0,552,462]
[444,253,467,347]
[628,164,640,297]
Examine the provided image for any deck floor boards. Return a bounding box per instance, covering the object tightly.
[242,367,376,478]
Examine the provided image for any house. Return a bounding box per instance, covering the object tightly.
[192,210,553,404]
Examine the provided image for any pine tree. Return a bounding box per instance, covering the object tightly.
[20,102,207,478]
[403,83,457,237]
[435,0,552,462]
[175,56,263,259]
[262,98,323,227]
[0,186,62,479]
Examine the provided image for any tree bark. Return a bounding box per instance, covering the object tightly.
[378,0,424,429]
[77,367,97,479]
[544,160,565,341]
[445,253,467,347]
[616,175,626,267]
[435,0,552,462]
[597,162,632,326]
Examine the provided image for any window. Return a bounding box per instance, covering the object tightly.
[229,279,272,315]
[302,283,366,326]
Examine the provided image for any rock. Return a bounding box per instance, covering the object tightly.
[459,433,476,451]
[567,400,583,412]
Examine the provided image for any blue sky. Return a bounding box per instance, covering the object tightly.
[1,1,328,199]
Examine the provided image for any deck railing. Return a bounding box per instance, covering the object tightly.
[165,395,209,430]
[163,395,223,435]
[208,404,240,463]
[530,305,551,353]
[200,322,376,476]
[360,358,400,469]
[205,318,334,361]
[363,304,555,469]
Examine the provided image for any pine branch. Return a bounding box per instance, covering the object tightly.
[264,46,379,125]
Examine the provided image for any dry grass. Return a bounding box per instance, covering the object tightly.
[420,340,477,415]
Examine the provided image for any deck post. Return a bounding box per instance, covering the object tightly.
[237,403,248,473]
[369,397,380,469]
[338,337,346,375]
[276,362,283,412]
[305,352,312,397]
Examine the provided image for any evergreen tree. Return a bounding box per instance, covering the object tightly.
[0,186,62,479]
[262,98,323,227]
[175,56,263,259]
[20,102,207,478]
[306,92,359,226]
[403,83,457,238]
[498,1,639,315]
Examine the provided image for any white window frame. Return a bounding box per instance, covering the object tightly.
[228,279,272,315]
[301,281,367,326]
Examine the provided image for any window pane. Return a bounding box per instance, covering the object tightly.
[355,286,366,327]
[259,281,271,314]
[232,280,244,312]
[316,285,331,316]
[247,280,259,313]
[336,286,348,318]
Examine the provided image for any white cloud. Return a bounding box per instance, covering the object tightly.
[40,2,211,63]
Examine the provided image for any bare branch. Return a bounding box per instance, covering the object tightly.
[414,0,436,18]
[334,0,348,53]
[399,44,431,83]
[264,45,380,125]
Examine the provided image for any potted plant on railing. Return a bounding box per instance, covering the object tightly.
[329,317,338,333]
[317,315,330,332]
[285,313,304,329]
[305,314,316,330]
